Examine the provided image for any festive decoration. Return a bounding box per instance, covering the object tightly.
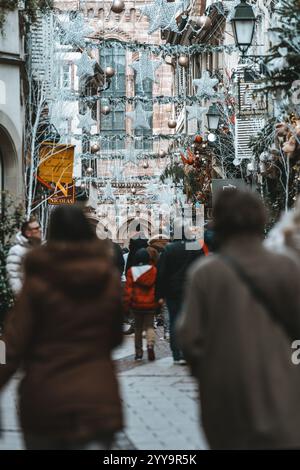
[178,55,189,67]
[105,66,115,78]
[61,13,93,48]
[193,71,219,99]
[140,0,181,34]
[126,102,152,130]
[94,39,236,55]
[186,104,207,123]
[111,0,125,14]
[167,119,177,129]
[91,143,100,153]
[122,144,139,165]
[158,149,167,158]
[77,112,97,131]
[75,51,96,78]
[101,105,111,115]
[262,0,300,97]
[86,167,94,175]
[208,133,217,143]
[102,181,115,200]
[110,165,124,180]
[130,53,162,86]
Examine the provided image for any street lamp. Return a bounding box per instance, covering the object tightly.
[231,0,256,55]
[206,104,221,131]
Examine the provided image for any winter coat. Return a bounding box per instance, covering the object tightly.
[124,265,158,312]
[177,236,300,450]
[125,238,148,272]
[0,240,123,441]
[6,232,31,295]
[155,239,206,304]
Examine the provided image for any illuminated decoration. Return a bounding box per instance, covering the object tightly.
[140,0,181,34]
[186,104,207,123]
[130,53,162,86]
[193,71,219,99]
[126,102,152,130]
[75,51,96,78]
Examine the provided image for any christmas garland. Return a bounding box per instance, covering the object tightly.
[86,39,236,56]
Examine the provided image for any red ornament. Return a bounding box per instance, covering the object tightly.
[194,135,203,143]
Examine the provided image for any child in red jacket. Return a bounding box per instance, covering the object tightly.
[124,248,158,361]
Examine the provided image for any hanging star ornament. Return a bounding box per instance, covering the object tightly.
[145,181,159,200]
[126,102,152,130]
[130,53,162,86]
[140,0,181,34]
[75,51,96,78]
[61,13,94,48]
[193,71,219,99]
[186,104,207,122]
[110,165,124,180]
[77,111,96,132]
[121,144,139,166]
[102,181,115,201]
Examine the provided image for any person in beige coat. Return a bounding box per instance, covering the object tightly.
[177,189,300,450]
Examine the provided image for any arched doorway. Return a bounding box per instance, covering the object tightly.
[0,122,19,195]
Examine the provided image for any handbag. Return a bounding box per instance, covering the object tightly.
[221,254,296,342]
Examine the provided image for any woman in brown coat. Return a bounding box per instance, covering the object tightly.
[0,205,123,449]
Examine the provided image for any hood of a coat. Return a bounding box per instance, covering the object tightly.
[24,240,115,298]
[131,265,156,287]
[15,232,31,248]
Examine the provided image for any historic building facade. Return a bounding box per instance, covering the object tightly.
[0,9,25,197]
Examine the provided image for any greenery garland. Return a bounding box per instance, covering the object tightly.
[89,39,236,56]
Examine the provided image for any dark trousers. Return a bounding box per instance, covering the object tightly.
[166,298,184,361]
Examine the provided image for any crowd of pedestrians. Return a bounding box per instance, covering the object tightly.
[2,188,300,449]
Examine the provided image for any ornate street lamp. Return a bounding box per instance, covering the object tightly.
[206,104,221,131]
[231,0,256,55]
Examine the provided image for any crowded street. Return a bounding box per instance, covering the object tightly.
[1,0,300,455]
[0,328,207,450]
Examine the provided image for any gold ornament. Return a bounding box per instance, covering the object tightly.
[178,55,189,67]
[158,149,167,158]
[105,66,115,78]
[86,167,93,176]
[91,143,100,153]
[168,119,177,129]
[111,0,125,14]
[101,105,111,115]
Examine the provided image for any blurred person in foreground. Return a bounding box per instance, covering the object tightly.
[265,196,300,260]
[177,189,300,450]
[0,205,123,450]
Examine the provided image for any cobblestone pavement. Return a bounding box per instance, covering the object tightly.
[0,327,208,450]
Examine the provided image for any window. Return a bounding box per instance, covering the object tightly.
[134,74,153,151]
[100,45,126,150]
[61,63,71,89]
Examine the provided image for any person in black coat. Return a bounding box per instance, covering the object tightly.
[156,227,207,363]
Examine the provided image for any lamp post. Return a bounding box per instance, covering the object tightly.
[206,104,221,131]
[231,0,256,55]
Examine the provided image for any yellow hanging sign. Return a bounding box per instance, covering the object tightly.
[38,142,75,184]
